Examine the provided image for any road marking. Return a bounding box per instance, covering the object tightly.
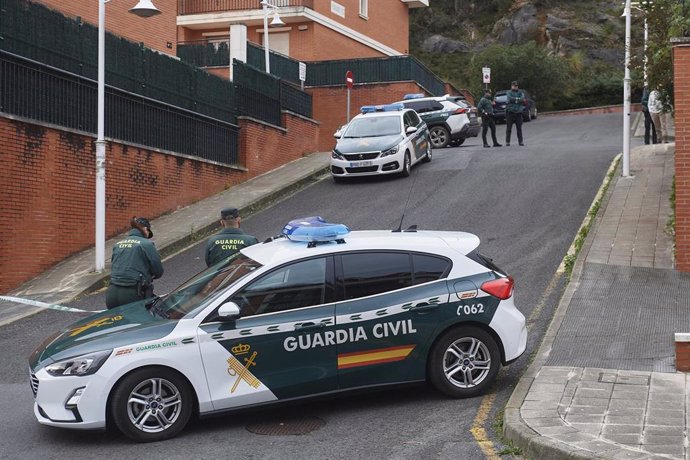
[470,393,501,460]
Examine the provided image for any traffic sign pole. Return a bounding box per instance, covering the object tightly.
[346,70,354,123]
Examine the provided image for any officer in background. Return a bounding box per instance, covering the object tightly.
[641,86,657,145]
[105,217,164,309]
[505,81,526,147]
[477,89,502,148]
[205,207,259,267]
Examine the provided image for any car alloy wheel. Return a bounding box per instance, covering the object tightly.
[429,126,450,149]
[111,367,193,442]
[429,326,499,398]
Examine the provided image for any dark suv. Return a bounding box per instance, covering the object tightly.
[493,90,537,123]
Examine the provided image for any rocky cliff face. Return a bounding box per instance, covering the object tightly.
[414,0,627,67]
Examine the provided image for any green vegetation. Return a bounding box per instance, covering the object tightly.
[410,0,689,111]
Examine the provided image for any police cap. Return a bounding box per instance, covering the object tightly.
[221,207,240,220]
[133,217,153,238]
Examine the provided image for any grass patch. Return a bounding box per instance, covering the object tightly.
[497,442,523,456]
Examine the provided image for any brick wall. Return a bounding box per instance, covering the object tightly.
[674,42,690,271]
[35,0,178,55]
[308,81,427,152]
[0,112,318,293]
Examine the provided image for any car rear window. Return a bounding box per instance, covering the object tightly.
[466,250,507,276]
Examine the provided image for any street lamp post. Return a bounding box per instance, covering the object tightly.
[622,0,632,177]
[95,0,160,273]
[260,0,285,74]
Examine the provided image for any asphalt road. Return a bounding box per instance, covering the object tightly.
[0,113,633,459]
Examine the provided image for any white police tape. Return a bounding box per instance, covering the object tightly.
[0,296,104,314]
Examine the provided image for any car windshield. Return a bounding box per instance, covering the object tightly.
[343,116,401,138]
[154,252,262,320]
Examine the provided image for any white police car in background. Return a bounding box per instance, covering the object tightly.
[29,217,526,442]
[330,104,431,182]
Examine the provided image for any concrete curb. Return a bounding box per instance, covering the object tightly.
[503,153,623,460]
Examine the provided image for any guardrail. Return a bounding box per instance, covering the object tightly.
[178,0,313,15]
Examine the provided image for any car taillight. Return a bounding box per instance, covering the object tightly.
[480,276,514,300]
[454,108,467,114]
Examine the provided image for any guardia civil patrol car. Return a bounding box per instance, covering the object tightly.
[29,218,527,442]
[330,103,431,182]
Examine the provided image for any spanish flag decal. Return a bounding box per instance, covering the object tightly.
[337,345,416,369]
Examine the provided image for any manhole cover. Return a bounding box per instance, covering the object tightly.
[246,416,325,436]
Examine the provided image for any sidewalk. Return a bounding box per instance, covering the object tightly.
[504,116,690,459]
[0,152,331,326]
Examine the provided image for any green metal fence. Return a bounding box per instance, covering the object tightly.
[178,41,447,96]
[0,0,236,123]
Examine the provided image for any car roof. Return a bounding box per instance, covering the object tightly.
[352,109,409,120]
[242,230,481,267]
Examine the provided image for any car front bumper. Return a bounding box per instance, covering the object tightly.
[31,367,107,429]
[330,152,404,177]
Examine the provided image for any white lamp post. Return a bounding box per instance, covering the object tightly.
[95,0,160,273]
[622,0,632,177]
[260,0,285,74]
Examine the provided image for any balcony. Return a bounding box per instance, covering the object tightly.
[178,0,314,16]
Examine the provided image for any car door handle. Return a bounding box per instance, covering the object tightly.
[409,303,439,313]
[294,322,326,331]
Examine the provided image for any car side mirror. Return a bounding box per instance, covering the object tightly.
[334,131,342,139]
[405,126,417,135]
[217,301,241,321]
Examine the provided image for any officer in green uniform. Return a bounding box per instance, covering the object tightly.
[105,217,164,309]
[477,89,502,148]
[205,207,259,267]
[505,81,526,147]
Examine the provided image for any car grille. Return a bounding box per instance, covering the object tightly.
[30,371,39,397]
[342,152,380,161]
[346,166,378,173]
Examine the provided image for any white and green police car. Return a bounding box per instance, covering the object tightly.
[29,218,527,442]
[330,103,431,182]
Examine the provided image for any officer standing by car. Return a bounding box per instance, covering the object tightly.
[477,89,502,148]
[505,81,526,147]
[205,207,259,267]
[105,216,164,309]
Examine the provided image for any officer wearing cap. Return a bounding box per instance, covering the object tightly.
[105,216,164,309]
[205,207,259,267]
[505,80,526,147]
[477,89,502,148]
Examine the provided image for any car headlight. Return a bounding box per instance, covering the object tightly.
[381,145,399,157]
[44,350,112,377]
[331,149,345,160]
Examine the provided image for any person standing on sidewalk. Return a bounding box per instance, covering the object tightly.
[505,81,526,147]
[477,89,502,148]
[105,217,164,309]
[641,86,657,145]
[205,207,258,267]
[648,87,668,143]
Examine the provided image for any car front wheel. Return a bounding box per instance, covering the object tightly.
[400,151,411,177]
[429,326,500,398]
[110,367,194,442]
[422,140,432,163]
[429,126,450,149]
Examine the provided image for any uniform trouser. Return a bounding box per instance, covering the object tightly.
[650,111,667,143]
[105,284,142,309]
[481,115,499,146]
[643,109,657,144]
[505,111,524,144]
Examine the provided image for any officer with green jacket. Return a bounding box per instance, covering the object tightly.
[205,207,259,267]
[105,217,164,309]
[505,81,526,147]
[477,89,502,148]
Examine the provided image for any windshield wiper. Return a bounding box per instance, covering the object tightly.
[145,296,169,319]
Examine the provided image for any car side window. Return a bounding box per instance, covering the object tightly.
[403,111,416,130]
[412,254,451,285]
[229,257,327,317]
[429,101,444,111]
[341,252,413,300]
[408,110,421,127]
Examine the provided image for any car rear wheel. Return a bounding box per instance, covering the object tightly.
[429,326,500,398]
[422,140,432,163]
[111,367,194,442]
[400,151,411,177]
[429,126,450,149]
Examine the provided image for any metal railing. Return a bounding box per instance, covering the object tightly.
[178,0,313,15]
[0,51,240,166]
